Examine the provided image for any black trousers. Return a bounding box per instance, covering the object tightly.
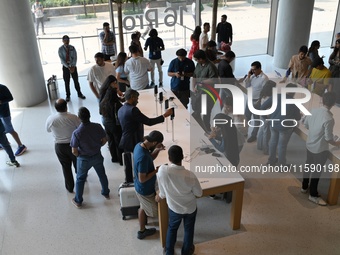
[55,143,77,192]
[62,66,82,97]
[302,149,329,197]
[172,90,190,109]
[102,117,123,165]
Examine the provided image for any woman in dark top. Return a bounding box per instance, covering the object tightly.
[115,52,130,92]
[99,75,124,164]
[307,40,322,67]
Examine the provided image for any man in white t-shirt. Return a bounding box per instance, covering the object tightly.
[157,145,202,255]
[124,45,152,90]
[87,52,116,99]
[199,22,210,50]
[45,98,80,193]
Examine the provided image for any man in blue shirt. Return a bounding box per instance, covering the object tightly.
[168,49,195,108]
[58,35,86,102]
[133,130,165,239]
[70,107,110,208]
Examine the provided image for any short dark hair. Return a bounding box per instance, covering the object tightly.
[225,50,235,59]
[78,107,91,123]
[251,61,261,69]
[314,57,324,66]
[193,49,206,60]
[206,40,217,48]
[94,52,104,59]
[149,29,158,37]
[124,89,139,100]
[62,35,69,40]
[168,145,184,164]
[131,33,138,40]
[176,49,187,57]
[129,45,139,54]
[299,45,308,54]
[221,14,227,19]
[103,22,109,27]
[203,22,210,28]
[55,99,67,112]
[323,92,336,107]
[144,130,164,143]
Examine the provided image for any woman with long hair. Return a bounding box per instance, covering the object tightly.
[308,40,322,67]
[115,52,130,92]
[188,26,201,60]
[99,75,124,164]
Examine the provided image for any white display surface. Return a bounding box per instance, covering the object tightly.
[135,87,245,247]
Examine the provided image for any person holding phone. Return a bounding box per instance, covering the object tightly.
[243,61,268,143]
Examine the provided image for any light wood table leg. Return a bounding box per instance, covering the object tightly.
[158,198,168,248]
[230,182,244,230]
[327,176,340,205]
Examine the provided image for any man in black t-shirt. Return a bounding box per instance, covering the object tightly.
[216,14,233,50]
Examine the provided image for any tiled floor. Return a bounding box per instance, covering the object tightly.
[1,51,340,255]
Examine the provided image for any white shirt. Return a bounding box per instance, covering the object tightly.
[87,63,116,93]
[157,164,202,214]
[199,32,209,50]
[245,72,268,100]
[46,112,81,144]
[305,106,335,154]
[124,56,152,90]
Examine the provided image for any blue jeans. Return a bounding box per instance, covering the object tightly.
[166,208,197,255]
[74,153,110,204]
[268,127,294,165]
[0,132,15,161]
[257,117,271,154]
[245,99,260,138]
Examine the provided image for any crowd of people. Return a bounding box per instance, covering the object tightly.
[3,9,340,255]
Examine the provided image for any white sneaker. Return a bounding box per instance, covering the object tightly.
[301,188,308,194]
[308,195,327,206]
